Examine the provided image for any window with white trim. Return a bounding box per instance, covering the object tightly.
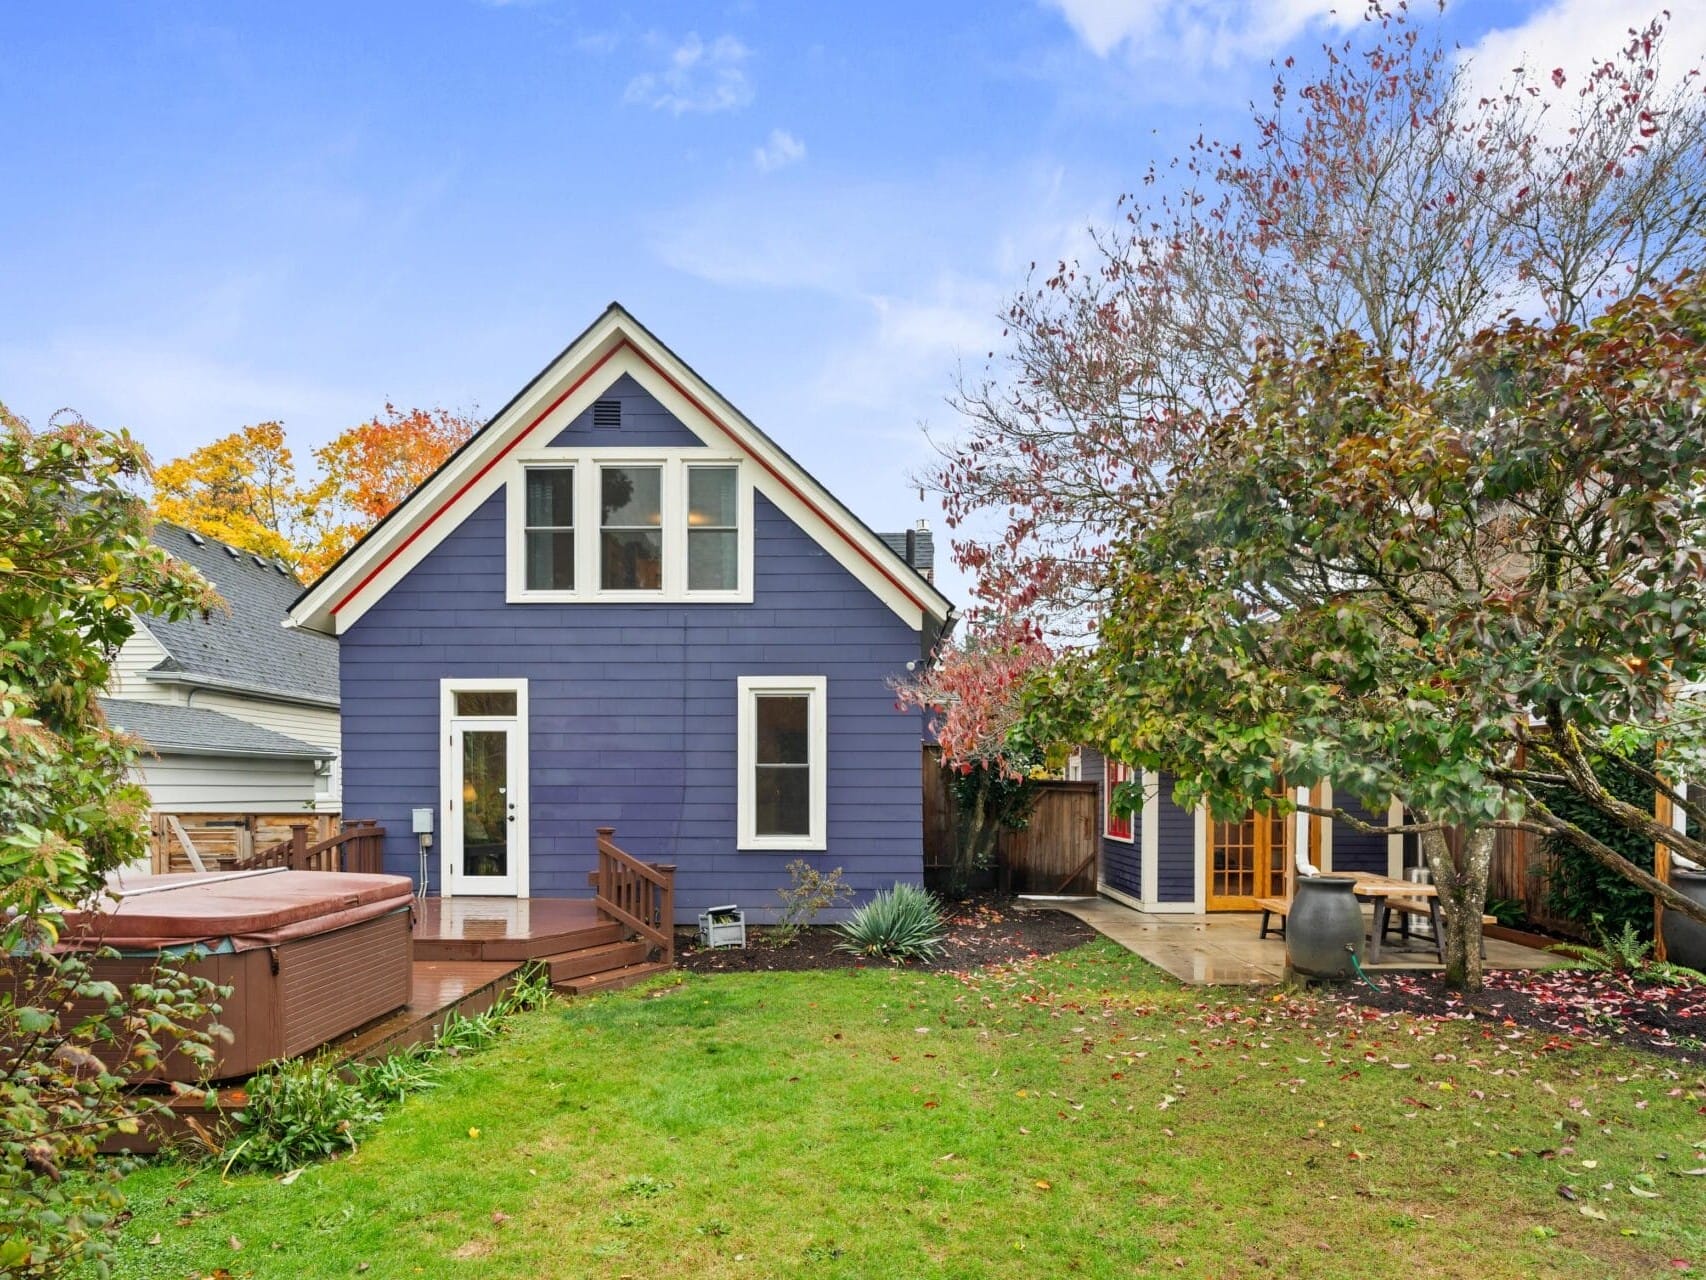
[1105,758,1134,843]
[507,452,752,602]
[522,467,575,591]
[738,675,827,850]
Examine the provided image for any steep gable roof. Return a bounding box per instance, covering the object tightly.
[287,304,955,636]
[141,522,339,705]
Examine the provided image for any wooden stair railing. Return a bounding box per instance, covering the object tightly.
[237,820,386,874]
[591,826,676,966]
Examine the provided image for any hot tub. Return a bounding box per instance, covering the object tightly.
[57,868,415,1082]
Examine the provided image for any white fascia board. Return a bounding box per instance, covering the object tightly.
[292,310,946,635]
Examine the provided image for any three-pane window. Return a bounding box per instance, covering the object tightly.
[514,457,745,599]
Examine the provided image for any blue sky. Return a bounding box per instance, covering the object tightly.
[0,1,1673,602]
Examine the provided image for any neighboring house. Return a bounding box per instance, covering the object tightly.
[1078,749,1401,913]
[105,522,340,857]
[286,304,954,920]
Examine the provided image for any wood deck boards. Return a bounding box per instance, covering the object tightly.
[412,896,619,960]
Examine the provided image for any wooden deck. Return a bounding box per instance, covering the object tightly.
[413,896,620,961]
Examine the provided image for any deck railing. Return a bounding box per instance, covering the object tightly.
[240,819,386,874]
[592,826,676,965]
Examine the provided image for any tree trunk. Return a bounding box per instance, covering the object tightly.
[1419,823,1494,992]
[955,780,999,886]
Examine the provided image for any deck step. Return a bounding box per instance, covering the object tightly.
[540,939,649,983]
[555,960,674,996]
[415,920,626,962]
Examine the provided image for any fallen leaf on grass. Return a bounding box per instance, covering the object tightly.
[1578,1205,1609,1221]
[1035,1180,1052,1190]
[1630,1186,1661,1199]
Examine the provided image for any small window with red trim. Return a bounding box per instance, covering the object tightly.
[1105,759,1135,843]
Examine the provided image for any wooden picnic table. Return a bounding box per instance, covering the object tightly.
[1345,873,1440,963]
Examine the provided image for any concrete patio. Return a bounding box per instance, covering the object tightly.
[1039,896,1556,985]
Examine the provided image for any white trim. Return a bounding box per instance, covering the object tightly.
[736,675,828,851]
[1098,883,1146,912]
[289,318,952,635]
[439,678,529,898]
[1141,901,1207,915]
[1193,807,1208,913]
[1103,757,1135,844]
[1293,785,1310,875]
[1318,782,1336,872]
[1140,769,1161,906]
[1387,797,1405,879]
[504,452,755,605]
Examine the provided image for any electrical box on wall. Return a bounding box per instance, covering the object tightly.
[412,808,434,835]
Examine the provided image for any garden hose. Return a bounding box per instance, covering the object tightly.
[1347,944,1383,991]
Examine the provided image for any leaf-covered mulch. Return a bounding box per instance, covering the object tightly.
[1345,968,1706,1063]
[673,900,1097,974]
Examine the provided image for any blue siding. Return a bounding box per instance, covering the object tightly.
[341,488,924,922]
[1082,747,1142,901]
[1156,771,1197,903]
[1332,792,1390,875]
[548,373,706,448]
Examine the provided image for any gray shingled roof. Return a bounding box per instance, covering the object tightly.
[100,698,331,760]
[140,523,338,705]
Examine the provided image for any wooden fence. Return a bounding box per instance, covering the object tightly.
[151,812,339,874]
[922,746,1101,895]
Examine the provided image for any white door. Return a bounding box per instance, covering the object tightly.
[442,680,529,897]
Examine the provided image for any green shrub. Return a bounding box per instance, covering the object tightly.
[1537,749,1658,940]
[227,1056,384,1173]
[0,951,225,1278]
[771,860,853,947]
[836,884,947,961]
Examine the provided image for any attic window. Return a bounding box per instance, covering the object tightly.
[185,531,206,546]
[592,399,622,429]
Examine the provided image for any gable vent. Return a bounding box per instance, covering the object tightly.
[592,398,622,429]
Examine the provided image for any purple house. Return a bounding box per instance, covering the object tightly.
[287,306,953,924]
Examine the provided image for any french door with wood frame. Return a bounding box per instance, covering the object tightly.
[441,679,529,897]
[1207,801,1293,911]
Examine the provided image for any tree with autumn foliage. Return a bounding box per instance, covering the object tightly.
[1026,277,1706,990]
[933,8,1706,631]
[893,617,1052,891]
[152,421,307,567]
[299,403,477,577]
[152,405,477,579]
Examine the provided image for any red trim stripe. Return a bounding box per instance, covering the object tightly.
[330,344,622,618]
[330,337,934,620]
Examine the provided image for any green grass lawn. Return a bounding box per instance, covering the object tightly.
[107,941,1704,1279]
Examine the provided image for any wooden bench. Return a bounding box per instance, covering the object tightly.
[1377,898,1492,959]
[1256,896,1291,940]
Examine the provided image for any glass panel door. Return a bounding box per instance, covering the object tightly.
[1207,792,1293,910]
[460,730,511,881]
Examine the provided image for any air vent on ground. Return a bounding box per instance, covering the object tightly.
[593,398,622,429]
[185,530,206,546]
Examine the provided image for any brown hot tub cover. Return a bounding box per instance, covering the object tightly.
[62,869,415,952]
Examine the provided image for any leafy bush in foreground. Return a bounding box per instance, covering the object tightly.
[836,884,946,961]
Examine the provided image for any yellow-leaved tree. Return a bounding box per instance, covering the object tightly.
[152,407,478,580]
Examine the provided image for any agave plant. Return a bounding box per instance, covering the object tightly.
[836,884,946,962]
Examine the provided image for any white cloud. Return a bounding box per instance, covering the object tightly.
[623,33,753,115]
[1464,1,1706,103]
[1044,0,1352,66]
[753,128,806,173]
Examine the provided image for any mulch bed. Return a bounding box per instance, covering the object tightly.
[1344,968,1706,1063]
[673,899,1097,974]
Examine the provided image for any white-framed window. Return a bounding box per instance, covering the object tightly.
[1105,757,1134,843]
[737,675,827,850]
[506,449,753,603]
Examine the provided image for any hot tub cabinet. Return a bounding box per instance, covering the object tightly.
[59,869,415,1082]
